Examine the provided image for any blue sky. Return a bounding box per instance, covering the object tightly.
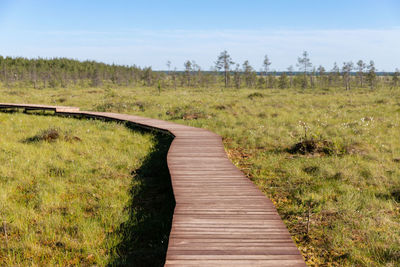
[1,0,399,70]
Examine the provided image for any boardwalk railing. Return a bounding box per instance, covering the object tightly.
[0,103,306,266]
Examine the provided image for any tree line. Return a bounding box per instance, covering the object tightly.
[0,52,399,90]
[212,50,399,90]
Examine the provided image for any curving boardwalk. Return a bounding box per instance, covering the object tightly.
[0,103,306,267]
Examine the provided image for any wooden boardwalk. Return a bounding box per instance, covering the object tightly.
[0,103,306,266]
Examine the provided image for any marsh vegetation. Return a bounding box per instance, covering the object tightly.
[0,113,174,266]
[1,54,400,265]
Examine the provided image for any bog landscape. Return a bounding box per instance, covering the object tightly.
[1,54,400,266]
[1,1,400,267]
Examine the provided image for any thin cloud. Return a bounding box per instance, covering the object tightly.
[1,28,399,70]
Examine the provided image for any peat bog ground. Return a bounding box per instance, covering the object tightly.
[1,85,400,265]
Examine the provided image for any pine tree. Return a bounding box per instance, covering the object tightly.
[263,55,271,76]
[342,62,354,90]
[356,60,366,87]
[278,72,289,89]
[366,60,377,89]
[215,50,234,88]
[330,62,340,87]
[392,68,399,89]
[297,51,312,89]
[184,60,192,87]
[233,64,241,89]
[317,65,326,87]
[242,60,256,88]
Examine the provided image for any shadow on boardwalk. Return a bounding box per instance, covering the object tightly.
[107,129,175,267]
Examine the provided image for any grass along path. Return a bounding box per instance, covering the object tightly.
[0,112,166,266]
[1,85,400,265]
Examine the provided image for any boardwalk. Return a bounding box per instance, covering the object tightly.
[0,103,306,266]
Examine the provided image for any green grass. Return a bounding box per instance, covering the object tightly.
[1,85,400,265]
[0,112,167,265]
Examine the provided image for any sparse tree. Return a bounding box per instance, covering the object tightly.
[257,76,266,89]
[297,51,312,88]
[263,55,272,87]
[242,60,256,88]
[317,65,325,76]
[166,60,171,74]
[278,72,289,89]
[172,68,177,90]
[267,73,276,89]
[31,63,38,88]
[297,51,312,74]
[391,68,399,89]
[310,67,316,88]
[287,65,294,88]
[330,62,340,87]
[317,65,326,87]
[157,79,161,95]
[366,60,377,89]
[342,61,354,90]
[191,60,200,87]
[90,68,102,87]
[0,54,393,91]
[184,60,192,87]
[356,60,366,87]
[263,55,271,76]
[215,50,234,88]
[142,67,153,86]
[233,64,241,89]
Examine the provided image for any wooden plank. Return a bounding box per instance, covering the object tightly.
[0,103,305,266]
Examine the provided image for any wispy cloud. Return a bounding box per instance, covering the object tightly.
[1,28,399,70]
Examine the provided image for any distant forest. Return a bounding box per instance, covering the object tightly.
[0,51,399,90]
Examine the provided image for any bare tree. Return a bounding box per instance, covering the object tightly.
[215,50,234,88]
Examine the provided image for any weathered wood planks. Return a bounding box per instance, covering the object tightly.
[0,103,306,266]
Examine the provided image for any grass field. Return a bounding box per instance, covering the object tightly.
[0,112,175,266]
[1,84,400,266]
